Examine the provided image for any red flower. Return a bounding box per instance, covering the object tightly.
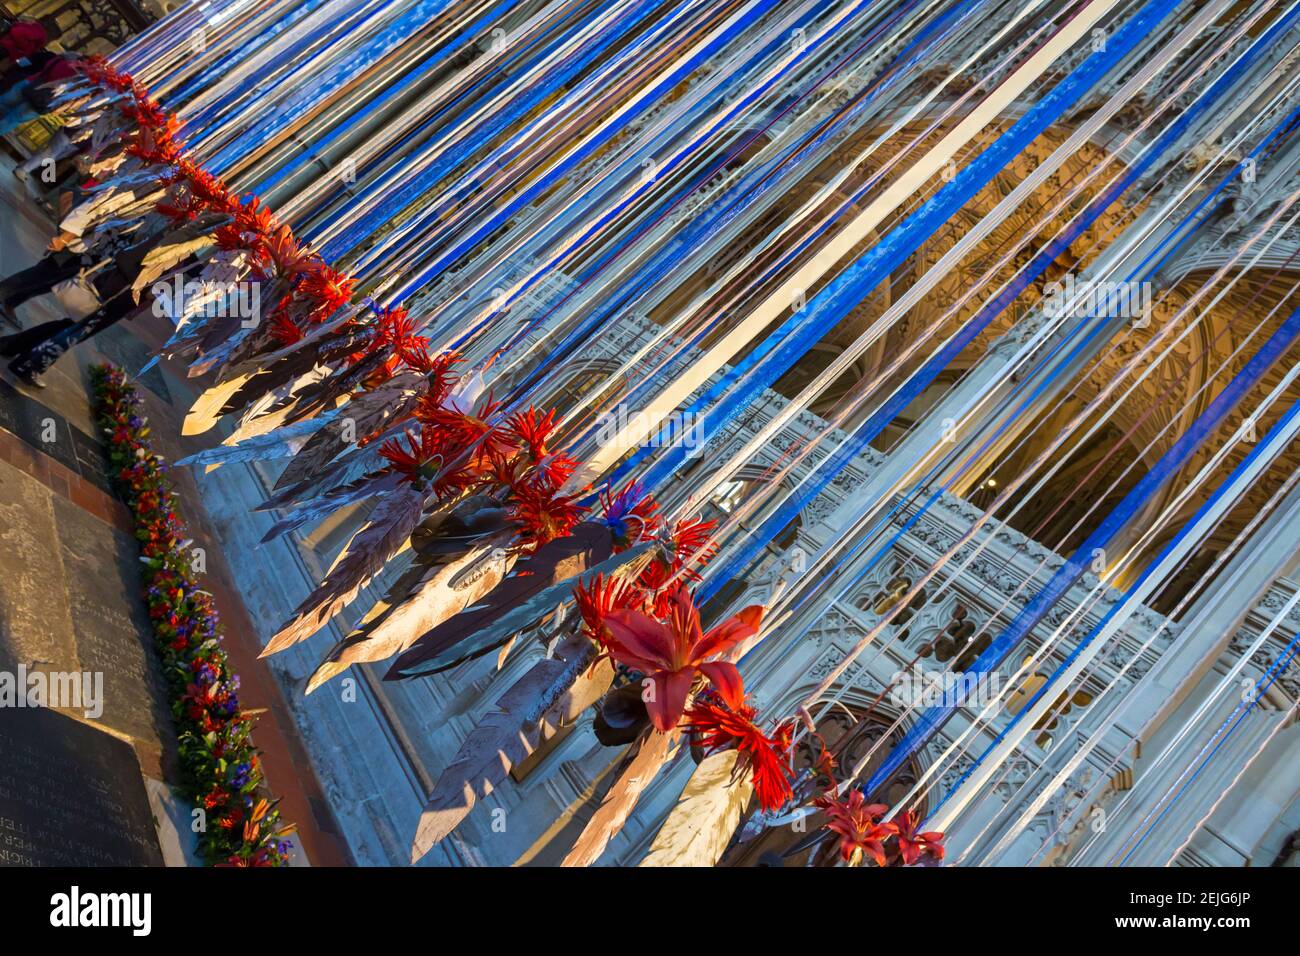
[263,224,313,278]
[682,696,794,811]
[418,349,462,403]
[572,573,642,643]
[668,515,718,562]
[601,586,762,732]
[505,407,561,462]
[298,266,355,320]
[637,516,720,610]
[416,396,511,465]
[508,472,584,549]
[378,425,476,495]
[368,305,434,377]
[269,312,304,346]
[894,808,945,865]
[814,790,895,866]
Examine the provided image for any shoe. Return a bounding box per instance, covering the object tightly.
[0,304,18,330]
[12,367,46,389]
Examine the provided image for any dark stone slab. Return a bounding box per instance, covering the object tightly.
[71,427,114,493]
[0,459,79,674]
[0,377,112,493]
[0,706,164,866]
[53,496,174,753]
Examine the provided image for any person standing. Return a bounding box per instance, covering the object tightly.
[0,218,214,387]
[0,232,89,328]
[0,16,54,68]
[0,51,81,136]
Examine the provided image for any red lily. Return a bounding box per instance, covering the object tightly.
[814,790,895,866]
[894,808,945,865]
[601,586,762,732]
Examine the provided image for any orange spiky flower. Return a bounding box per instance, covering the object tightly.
[683,694,795,812]
[505,407,561,463]
[297,266,355,323]
[268,312,304,347]
[572,573,643,645]
[377,425,476,496]
[507,469,584,550]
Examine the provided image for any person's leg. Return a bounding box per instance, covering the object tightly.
[0,250,81,317]
[8,287,136,385]
[0,318,74,355]
[0,80,36,136]
[0,80,24,112]
[16,128,72,182]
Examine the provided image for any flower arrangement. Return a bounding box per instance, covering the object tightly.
[813,790,946,866]
[572,505,801,813]
[75,64,941,868]
[92,363,295,867]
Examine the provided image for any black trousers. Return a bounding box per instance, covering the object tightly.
[0,250,83,310]
[4,266,138,377]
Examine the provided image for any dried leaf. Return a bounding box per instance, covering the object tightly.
[260,483,426,657]
[183,373,252,435]
[638,749,752,867]
[410,638,613,862]
[305,533,515,693]
[275,371,426,491]
[386,527,656,679]
[130,235,215,302]
[561,727,677,867]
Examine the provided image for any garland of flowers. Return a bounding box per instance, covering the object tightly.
[92,363,295,867]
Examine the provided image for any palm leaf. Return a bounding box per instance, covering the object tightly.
[560,727,677,867]
[638,749,753,867]
[175,410,339,469]
[260,483,426,657]
[257,469,400,544]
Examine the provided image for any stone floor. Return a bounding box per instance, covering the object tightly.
[0,158,350,866]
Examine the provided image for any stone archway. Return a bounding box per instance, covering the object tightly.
[719,703,927,867]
